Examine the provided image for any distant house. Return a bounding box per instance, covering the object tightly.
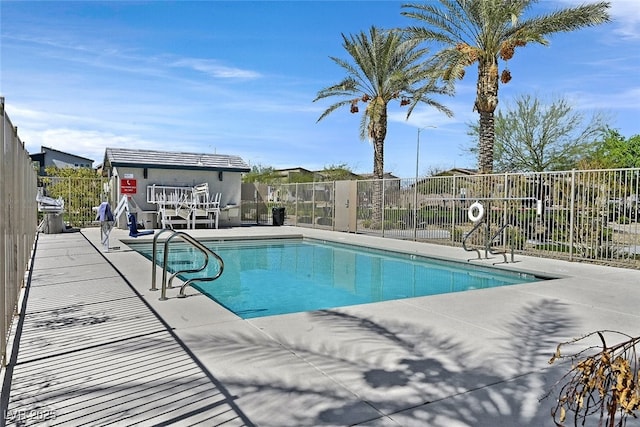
[413,167,478,187]
[273,167,373,183]
[102,147,251,228]
[314,168,362,182]
[358,172,399,180]
[357,172,402,193]
[411,168,479,208]
[273,167,316,183]
[411,168,477,195]
[433,168,477,177]
[30,146,94,175]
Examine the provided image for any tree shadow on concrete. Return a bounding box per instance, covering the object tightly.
[184,297,576,426]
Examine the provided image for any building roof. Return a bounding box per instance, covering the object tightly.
[36,146,95,163]
[274,167,314,175]
[358,172,399,180]
[273,167,364,182]
[103,147,251,172]
[433,168,477,177]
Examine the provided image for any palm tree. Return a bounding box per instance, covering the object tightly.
[401,0,610,174]
[314,26,452,225]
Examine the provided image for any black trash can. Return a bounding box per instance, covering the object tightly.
[272,207,285,226]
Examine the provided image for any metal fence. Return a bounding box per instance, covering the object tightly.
[243,169,640,269]
[37,176,108,228]
[1,98,38,367]
[37,169,640,270]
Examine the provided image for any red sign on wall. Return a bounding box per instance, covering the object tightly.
[120,178,137,194]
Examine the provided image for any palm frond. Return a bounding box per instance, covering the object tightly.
[401,0,610,175]
[315,24,453,142]
[359,110,368,141]
[316,99,354,123]
[314,77,359,102]
[403,0,491,46]
[406,75,454,118]
[515,2,610,38]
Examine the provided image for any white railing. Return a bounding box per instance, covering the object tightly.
[147,183,221,229]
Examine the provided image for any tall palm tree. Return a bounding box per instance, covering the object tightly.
[314,26,452,224]
[401,0,610,174]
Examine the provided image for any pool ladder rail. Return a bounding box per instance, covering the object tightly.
[488,223,516,264]
[150,229,224,300]
[463,221,515,264]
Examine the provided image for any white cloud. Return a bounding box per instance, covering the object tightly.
[610,1,640,38]
[389,97,476,130]
[557,0,640,38]
[17,127,165,166]
[565,87,640,111]
[171,58,262,79]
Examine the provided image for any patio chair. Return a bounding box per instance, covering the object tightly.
[207,192,222,228]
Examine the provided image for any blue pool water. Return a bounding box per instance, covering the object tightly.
[130,238,542,319]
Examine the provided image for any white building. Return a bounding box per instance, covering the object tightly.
[30,146,94,175]
[102,147,250,228]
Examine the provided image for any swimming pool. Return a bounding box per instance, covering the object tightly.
[129,238,542,318]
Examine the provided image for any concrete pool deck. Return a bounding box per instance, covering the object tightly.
[2,226,639,426]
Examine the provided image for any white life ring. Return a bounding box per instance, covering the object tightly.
[468,202,485,222]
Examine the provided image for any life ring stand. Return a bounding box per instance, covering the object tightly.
[468,201,485,222]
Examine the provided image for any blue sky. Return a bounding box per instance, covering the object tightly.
[1,1,639,178]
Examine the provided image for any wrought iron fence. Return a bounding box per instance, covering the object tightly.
[1,98,38,367]
[246,169,640,269]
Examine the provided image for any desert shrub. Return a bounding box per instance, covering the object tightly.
[547,330,640,427]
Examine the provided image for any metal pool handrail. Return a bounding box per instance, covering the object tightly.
[487,223,515,264]
[150,229,224,300]
[167,232,224,299]
[162,231,224,300]
[463,221,516,264]
[462,221,489,261]
[150,229,178,291]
